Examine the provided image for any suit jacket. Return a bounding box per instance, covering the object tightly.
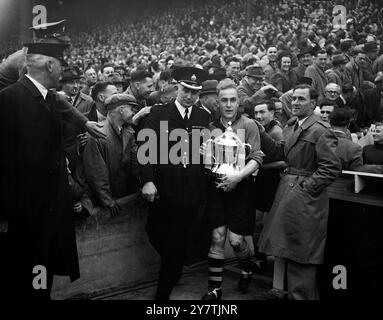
[0,75,80,282]
[258,114,341,264]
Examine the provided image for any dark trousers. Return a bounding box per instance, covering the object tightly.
[146,203,205,300]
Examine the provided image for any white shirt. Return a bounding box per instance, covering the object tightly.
[25,74,48,99]
[175,99,192,119]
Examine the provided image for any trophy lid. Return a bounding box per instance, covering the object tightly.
[215,122,241,147]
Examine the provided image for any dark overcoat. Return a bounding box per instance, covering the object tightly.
[138,102,210,257]
[0,76,81,288]
[258,114,341,264]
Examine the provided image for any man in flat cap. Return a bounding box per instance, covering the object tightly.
[0,20,105,300]
[138,66,210,300]
[325,54,348,86]
[83,94,140,216]
[238,64,281,117]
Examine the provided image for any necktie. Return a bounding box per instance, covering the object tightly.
[294,121,299,131]
[184,107,189,120]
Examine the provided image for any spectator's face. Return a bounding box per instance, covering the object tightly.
[247,76,264,91]
[102,66,114,79]
[301,53,312,67]
[99,85,118,104]
[281,56,291,72]
[48,58,63,89]
[227,61,240,78]
[291,88,315,119]
[267,47,278,62]
[120,104,138,125]
[274,101,282,116]
[177,85,199,108]
[218,87,239,122]
[201,93,218,113]
[85,68,98,85]
[372,125,383,144]
[319,105,334,122]
[115,83,124,93]
[316,53,327,69]
[325,84,341,101]
[254,103,274,126]
[355,53,368,68]
[137,77,154,100]
[62,79,80,97]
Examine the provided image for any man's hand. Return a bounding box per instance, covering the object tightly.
[142,181,159,202]
[260,84,278,93]
[76,133,88,153]
[109,201,121,217]
[216,174,242,192]
[132,106,152,125]
[253,119,265,133]
[85,121,106,139]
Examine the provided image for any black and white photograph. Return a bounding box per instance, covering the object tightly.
[1,0,383,307]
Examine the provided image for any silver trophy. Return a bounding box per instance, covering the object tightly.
[204,122,251,180]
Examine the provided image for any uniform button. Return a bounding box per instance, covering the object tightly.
[289,183,294,187]
[185,139,188,143]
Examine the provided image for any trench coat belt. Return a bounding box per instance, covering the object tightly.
[283,167,313,177]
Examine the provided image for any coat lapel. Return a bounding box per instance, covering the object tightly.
[284,114,318,156]
[19,75,52,115]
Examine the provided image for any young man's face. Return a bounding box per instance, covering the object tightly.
[254,103,274,126]
[373,125,383,144]
[301,53,312,67]
[62,79,80,97]
[218,87,239,122]
[227,61,240,78]
[267,47,278,62]
[319,105,334,122]
[136,77,154,100]
[316,53,327,69]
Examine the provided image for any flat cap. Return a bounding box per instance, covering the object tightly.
[105,94,139,110]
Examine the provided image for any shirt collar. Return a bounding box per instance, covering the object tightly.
[298,116,309,127]
[25,74,48,99]
[201,104,211,114]
[175,99,192,119]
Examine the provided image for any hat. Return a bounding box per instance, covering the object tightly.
[297,47,313,59]
[23,20,70,65]
[200,80,218,96]
[61,66,81,82]
[171,66,209,90]
[29,20,70,44]
[105,94,139,111]
[297,77,313,86]
[332,54,348,66]
[363,41,378,53]
[245,64,265,79]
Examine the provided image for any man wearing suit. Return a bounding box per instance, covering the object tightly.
[0,23,105,300]
[257,84,341,299]
[138,66,210,300]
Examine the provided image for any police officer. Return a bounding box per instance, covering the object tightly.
[138,66,210,300]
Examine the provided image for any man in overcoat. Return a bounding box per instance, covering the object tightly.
[0,23,105,300]
[257,84,341,299]
[138,66,210,300]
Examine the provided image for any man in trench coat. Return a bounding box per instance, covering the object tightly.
[257,84,341,300]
